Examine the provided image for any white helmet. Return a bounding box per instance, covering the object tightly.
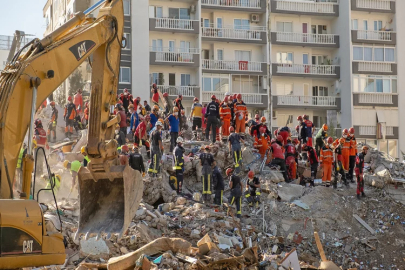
[155,121,163,127]
[225,92,230,96]
[176,137,184,143]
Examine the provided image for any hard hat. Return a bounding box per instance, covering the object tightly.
[173,107,179,112]
[34,119,42,126]
[115,124,120,129]
[226,168,233,176]
[193,97,199,102]
[178,94,183,99]
[297,116,303,121]
[124,88,129,92]
[349,127,355,135]
[155,121,163,127]
[225,92,230,96]
[55,174,61,181]
[293,138,299,145]
[260,116,266,123]
[277,135,283,142]
[153,105,159,111]
[115,103,122,110]
[205,145,210,150]
[224,96,229,103]
[236,93,242,100]
[342,128,348,135]
[128,104,134,109]
[176,137,184,143]
[323,124,328,131]
[229,126,235,133]
[248,171,254,178]
[271,139,276,144]
[50,101,55,106]
[211,94,216,100]
[67,96,73,101]
[259,126,267,134]
[163,92,169,97]
[136,97,141,101]
[80,146,86,154]
[158,118,164,124]
[327,137,333,144]
[181,110,185,115]
[362,145,369,151]
[233,94,237,99]
[295,125,299,132]
[122,145,129,152]
[339,138,345,145]
[255,114,259,119]
[302,114,308,120]
[152,83,157,88]
[63,160,69,169]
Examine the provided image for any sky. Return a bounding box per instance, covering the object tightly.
[0,0,47,37]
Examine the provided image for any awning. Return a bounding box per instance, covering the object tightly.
[376,110,386,123]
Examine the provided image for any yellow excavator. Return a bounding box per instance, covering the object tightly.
[0,0,143,268]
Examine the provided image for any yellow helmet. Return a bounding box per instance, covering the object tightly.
[153,105,159,111]
[63,160,69,169]
[81,146,87,154]
[55,174,61,181]
[32,139,37,148]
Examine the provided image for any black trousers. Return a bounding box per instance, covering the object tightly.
[348,156,356,181]
[170,132,178,152]
[192,118,202,131]
[229,194,242,216]
[315,138,324,157]
[271,158,289,182]
[202,165,212,195]
[206,116,217,143]
[176,169,183,193]
[214,189,223,205]
[334,160,347,187]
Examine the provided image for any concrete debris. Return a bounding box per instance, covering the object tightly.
[277,183,304,202]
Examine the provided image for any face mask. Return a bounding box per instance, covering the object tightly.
[261,133,264,137]
[115,130,119,134]
[129,110,133,113]
[343,134,347,138]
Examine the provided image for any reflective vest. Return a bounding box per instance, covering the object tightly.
[220,104,231,121]
[70,160,81,173]
[17,148,24,169]
[234,101,247,120]
[45,175,61,190]
[320,146,334,163]
[350,137,357,156]
[342,137,351,152]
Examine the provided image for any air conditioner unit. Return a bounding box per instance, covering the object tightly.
[190,5,196,14]
[250,14,260,23]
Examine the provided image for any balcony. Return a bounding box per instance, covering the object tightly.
[356,125,396,138]
[149,18,200,34]
[272,63,340,79]
[270,0,339,16]
[351,0,395,13]
[201,0,266,13]
[202,59,267,75]
[273,95,340,109]
[352,61,397,75]
[202,91,268,107]
[353,93,398,107]
[202,26,267,44]
[351,30,396,45]
[154,85,200,99]
[271,32,339,48]
[150,47,200,67]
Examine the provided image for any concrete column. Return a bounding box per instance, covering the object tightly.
[396,1,405,161]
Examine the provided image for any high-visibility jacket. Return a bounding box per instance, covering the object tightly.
[233,101,247,120]
[64,103,77,120]
[17,148,25,169]
[342,137,351,152]
[350,136,357,156]
[70,160,81,173]
[220,104,232,121]
[320,145,334,163]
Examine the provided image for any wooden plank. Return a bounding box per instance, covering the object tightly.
[314,232,327,262]
[353,214,376,234]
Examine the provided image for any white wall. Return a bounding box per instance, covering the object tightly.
[271,45,337,65]
[202,42,265,62]
[149,32,199,48]
[351,11,395,31]
[270,14,335,34]
[202,10,266,27]
[149,1,199,19]
[150,66,199,86]
[272,77,337,96]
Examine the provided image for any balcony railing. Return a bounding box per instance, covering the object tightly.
[359,125,394,136]
[155,18,195,30]
[357,30,393,41]
[202,91,265,104]
[275,63,338,75]
[150,47,198,63]
[202,0,261,8]
[202,59,263,72]
[274,32,337,44]
[357,61,392,72]
[274,0,338,14]
[158,85,196,97]
[276,95,337,106]
[358,93,394,104]
[356,0,392,10]
[202,26,265,40]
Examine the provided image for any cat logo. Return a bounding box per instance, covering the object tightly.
[23,240,33,253]
[69,40,96,61]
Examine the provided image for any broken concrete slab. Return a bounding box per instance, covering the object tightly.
[277,184,304,202]
[80,237,110,259]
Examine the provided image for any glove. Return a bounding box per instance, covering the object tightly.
[142,172,146,177]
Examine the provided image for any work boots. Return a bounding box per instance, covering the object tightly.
[357,194,361,200]
[362,192,366,197]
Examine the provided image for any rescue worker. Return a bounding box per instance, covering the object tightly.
[205,95,220,143]
[81,146,90,167]
[129,145,145,177]
[254,126,271,161]
[47,101,58,143]
[163,92,170,117]
[227,168,242,219]
[134,114,151,158]
[74,89,83,114]
[278,126,291,145]
[332,137,348,188]
[250,116,271,139]
[166,107,180,152]
[245,171,261,209]
[83,101,89,127]
[180,110,188,131]
[150,105,159,128]
[173,95,184,130]
[270,135,289,183]
[129,104,139,135]
[148,121,164,178]
[115,124,126,147]
[173,137,185,194]
[34,119,48,177]
[151,83,159,105]
[233,94,247,137]
[285,138,297,181]
[64,96,77,138]
[144,100,151,113]
[115,103,127,135]
[315,124,328,157]
[297,115,304,143]
[348,127,357,184]
[200,145,215,203]
[320,137,334,186]
[190,97,203,140]
[133,96,141,112]
[63,159,81,191]
[220,96,232,140]
[355,145,368,199]
[341,128,351,181]
[301,115,314,147]
[120,88,133,113]
[212,165,224,205]
[119,145,130,166]
[43,174,61,193]
[302,144,318,186]
[254,114,260,125]
[228,126,245,174]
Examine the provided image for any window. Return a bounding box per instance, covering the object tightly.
[353,75,397,93]
[311,25,327,34]
[303,54,309,65]
[312,55,327,65]
[203,75,230,92]
[235,50,251,61]
[151,39,163,51]
[374,20,382,31]
[119,67,131,83]
[181,74,191,86]
[276,22,292,32]
[353,47,363,61]
[203,78,212,91]
[169,8,190,19]
[234,19,250,30]
[123,0,130,15]
[203,19,210,28]
[352,19,358,30]
[123,33,130,50]
[151,73,163,85]
[275,84,293,95]
[352,46,396,62]
[180,41,191,53]
[156,7,163,18]
[276,52,293,63]
[169,41,175,52]
[313,86,329,96]
[217,49,223,61]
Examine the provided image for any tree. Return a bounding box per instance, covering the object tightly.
[54,84,66,107]
[68,69,86,97]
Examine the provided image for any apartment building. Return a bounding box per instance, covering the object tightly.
[0,34,33,70]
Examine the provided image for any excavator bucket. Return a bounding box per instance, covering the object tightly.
[76,165,143,238]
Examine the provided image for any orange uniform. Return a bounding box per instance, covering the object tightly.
[220,103,232,139]
[320,145,334,184]
[341,137,351,172]
[234,101,247,134]
[254,135,271,161]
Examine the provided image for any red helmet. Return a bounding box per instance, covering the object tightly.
[152,83,157,88]
[343,128,348,135]
[274,130,278,137]
[271,139,276,144]
[211,95,216,100]
[226,168,233,176]
[260,117,266,123]
[295,125,299,132]
[293,138,299,145]
[193,97,199,102]
[145,115,151,121]
[302,144,307,150]
[34,119,42,126]
[122,145,129,152]
[205,145,211,150]
[297,116,303,121]
[233,94,237,100]
[178,95,183,100]
[277,135,283,143]
[67,96,73,101]
[349,127,355,135]
[259,126,267,135]
[302,114,308,120]
[255,114,259,120]
[163,92,169,97]
[327,137,334,144]
[248,171,254,178]
[216,99,220,104]
[136,97,141,101]
[229,126,235,133]
[224,96,229,103]
[124,88,129,93]
[236,94,242,100]
[50,101,55,106]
